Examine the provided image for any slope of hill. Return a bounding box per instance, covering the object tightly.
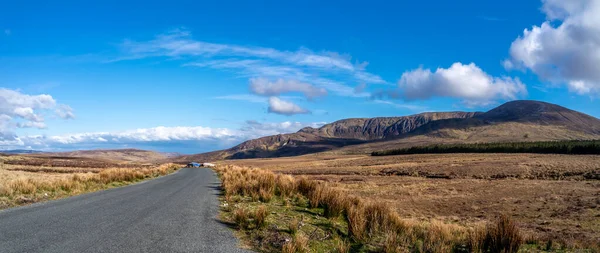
[40,149,168,163]
[176,100,600,162]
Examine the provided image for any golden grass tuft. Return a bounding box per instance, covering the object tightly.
[254,205,268,228]
[333,236,351,253]
[276,174,296,197]
[233,207,250,229]
[282,233,309,253]
[481,215,523,253]
[289,217,301,235]
[8,179,37,194]
[321,187,347,218]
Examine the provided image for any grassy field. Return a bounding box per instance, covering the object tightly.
[216,165,531,252]
[0,154,179,209]
[220,153,600,251]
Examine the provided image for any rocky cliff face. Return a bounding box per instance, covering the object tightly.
[220,112,482,158]
[175,100,600,161]
[301,112,481,140]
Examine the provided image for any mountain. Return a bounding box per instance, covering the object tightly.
[176,100,600,162]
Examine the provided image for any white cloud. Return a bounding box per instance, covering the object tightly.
[45,126,238,144]
[16,122,47,129]
[371,100,427,111]
[249,78,327,99]
[56,105,75,119]
[506,0,600,95]
[118,29,386,97]
[214,94,268,104]
[5,121,326,152]
[240,120,326,138]
[396,62,526,104]
[267,97,310,116]
[0,88,74,132]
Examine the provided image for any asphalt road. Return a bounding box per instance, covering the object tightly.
[0,168,249,253]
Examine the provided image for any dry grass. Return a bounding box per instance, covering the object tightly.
[480,215,523,253]
[282,233,309,253]
[288,217,300,235]
[0,160,180,209]
[221,153,600,248]
[333,237,351,253]
[225,153,600,180]
[254,205,269,228]
[215,165,533,252]
[234,207,251,229]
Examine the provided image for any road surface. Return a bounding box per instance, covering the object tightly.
[0,168,249,253]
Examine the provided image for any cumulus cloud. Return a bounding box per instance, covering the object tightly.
[392,62,526,105]
[506,0,600,94]
[249,78,326,99]
[56,105,75,119]
[6,121,326,153]
[118,29,387,97]
[0,88,74,132]
[267,97,310,116]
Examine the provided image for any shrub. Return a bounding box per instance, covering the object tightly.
[364,201,392,236]
[289,217,301,235]
[383,232,400,253]
[467,225,486,253]
[346,202,367,241]
[307,184,324,208]
[233,207,250,229]
[481,215,523,253]
[254,206,269,228]
[259,188,273,202]
[282,241,296,253]
[284,233,308,253]
[333,236,350,253]
[321,188,346,218]
[276,175,296,197]
[294,193,307,207]
[421,220,456,253]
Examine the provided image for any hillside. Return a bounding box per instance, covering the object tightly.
[176,100,600,162]
[40,149,169,163]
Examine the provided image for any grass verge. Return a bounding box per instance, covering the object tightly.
[0,163,180,209]
[215,165,598,252]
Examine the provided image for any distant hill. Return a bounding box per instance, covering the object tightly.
[176,100,600,162]
[40,149,169,163]
[0,149,44,154]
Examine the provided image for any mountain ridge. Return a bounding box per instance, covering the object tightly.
[174,100,600,162]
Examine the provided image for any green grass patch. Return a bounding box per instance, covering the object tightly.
[219,194,370,253]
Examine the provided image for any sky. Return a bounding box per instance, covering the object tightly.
[1,0,599,153]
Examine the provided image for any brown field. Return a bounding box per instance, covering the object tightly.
[221,153,600,247]
[0,154,178,209]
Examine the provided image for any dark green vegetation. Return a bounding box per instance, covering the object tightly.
[372,140,600,156]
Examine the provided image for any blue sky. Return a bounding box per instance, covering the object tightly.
[1,0,599,153]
